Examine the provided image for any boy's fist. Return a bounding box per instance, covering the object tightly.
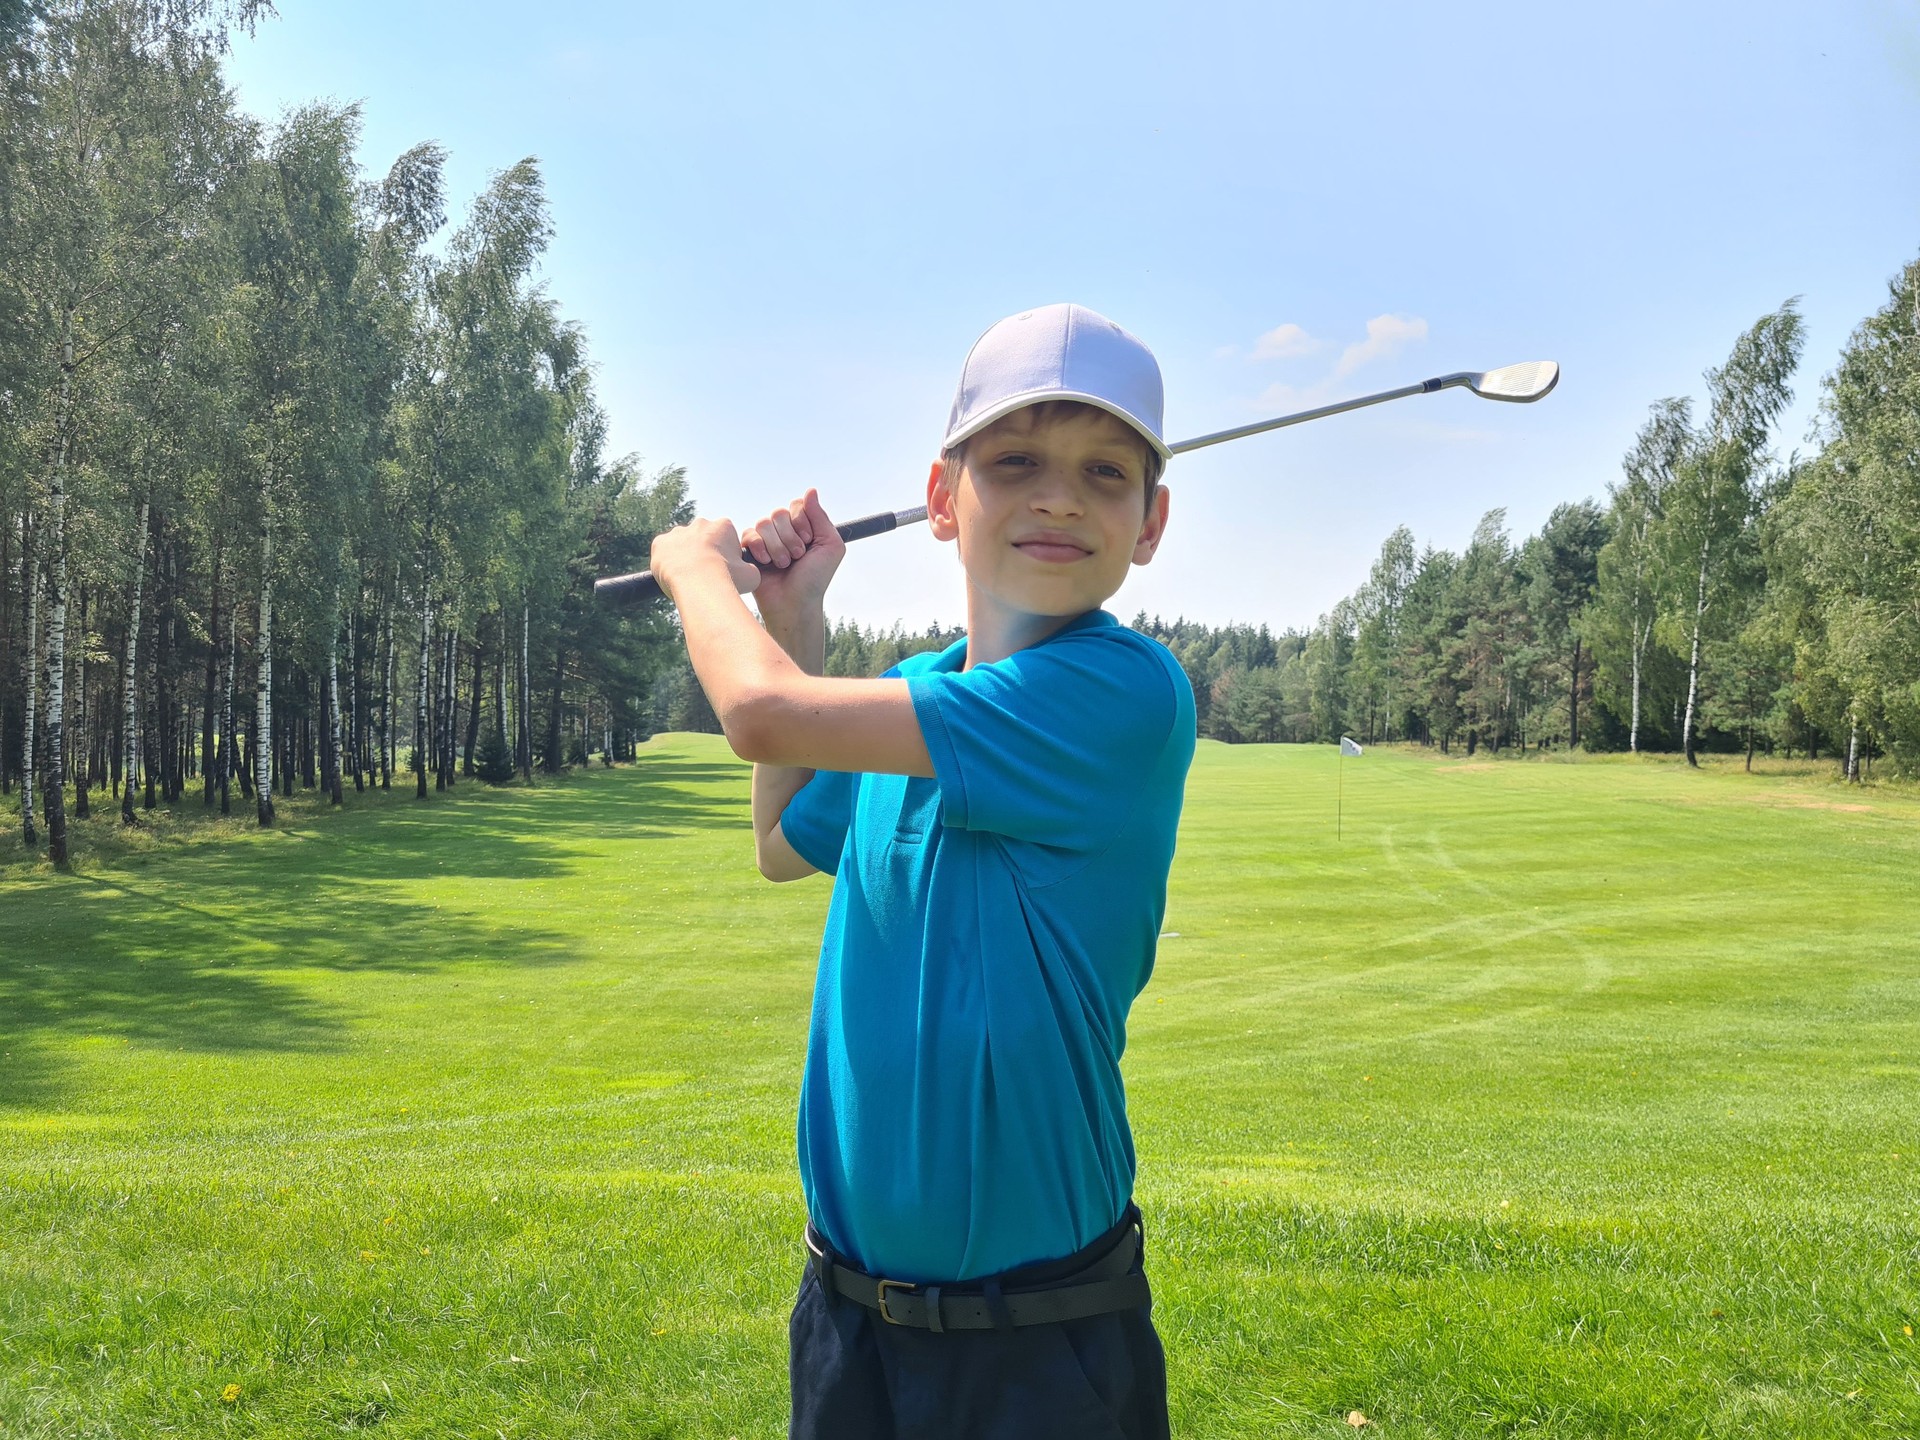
[649,517,762,599]
[742,489,844,612]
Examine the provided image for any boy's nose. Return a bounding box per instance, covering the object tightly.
[1029,467,1085,515]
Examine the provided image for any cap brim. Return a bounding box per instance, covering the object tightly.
[943,389,1173,462]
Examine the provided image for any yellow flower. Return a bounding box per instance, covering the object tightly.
[420,1246,431,1256]
[220,1384,242,1404]
[358,1249,376,1262]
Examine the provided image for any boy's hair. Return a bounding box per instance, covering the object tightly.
[942,399,1165,508]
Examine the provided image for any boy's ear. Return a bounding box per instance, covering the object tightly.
[927,458,959,543]
[1132,484,1171,566]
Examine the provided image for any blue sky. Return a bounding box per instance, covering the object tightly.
[225,1,1920,631]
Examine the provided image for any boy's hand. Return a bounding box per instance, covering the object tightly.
[649,517,762,600]
[741,489,845,620]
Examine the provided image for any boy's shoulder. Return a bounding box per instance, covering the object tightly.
[887,611,1189,688]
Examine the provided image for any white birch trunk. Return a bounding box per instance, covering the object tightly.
[41,320,76,860]
[72,586,89,817]
[348,603,362,791]
[42,488,68,862]
[327,589,344,805]
[1680,537,1710,766]
[382,604,395,788]
[495,641,507,746]
[438,625,455,787]
[19,517,37,844]
[415,595,431,798]
[221,607,236,814]
[1846,714,1860,784]
[519,601,531,779]
[255,490,275,826]
[1628,619,1644,754]
[120,500,151,825]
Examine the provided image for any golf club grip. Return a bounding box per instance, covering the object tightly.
[592,508,907,607]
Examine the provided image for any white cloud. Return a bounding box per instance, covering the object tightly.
[1250,322,1321,361]
[1334,313,1428,379]
[1254,380,1303,410]
[1238,313,1434,417]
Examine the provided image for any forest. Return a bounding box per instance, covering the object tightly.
[1,0,691,868]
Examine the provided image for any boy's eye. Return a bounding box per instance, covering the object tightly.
[1091,463,1128,480]
[992,452,1037,468]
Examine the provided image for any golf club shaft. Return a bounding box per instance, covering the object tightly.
[592,505,929,606]
[593,369,1503,607]
[1168,376,1469,454]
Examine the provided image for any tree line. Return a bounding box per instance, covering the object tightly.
[2,1,690,867]
[1133,283,1920,780]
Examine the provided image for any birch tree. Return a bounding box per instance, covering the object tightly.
[1349,526,1415,743]
[1657,302,1804,766]
[1590,399,1690,752]
[1786,259,1920,775]
[229,104,366,824]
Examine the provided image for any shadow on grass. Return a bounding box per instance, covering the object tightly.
[0,750,748,1112]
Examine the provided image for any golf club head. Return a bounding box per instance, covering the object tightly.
[1468,361,1559,403]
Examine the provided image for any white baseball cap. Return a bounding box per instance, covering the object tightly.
[943,303,1170,461]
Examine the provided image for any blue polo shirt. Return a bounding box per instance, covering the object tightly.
[779,609,1195,1282]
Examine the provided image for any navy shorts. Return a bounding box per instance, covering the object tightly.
[788,1212,1170,1440]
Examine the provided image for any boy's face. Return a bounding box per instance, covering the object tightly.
[927,404,1171,622]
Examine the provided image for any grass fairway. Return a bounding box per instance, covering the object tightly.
[2,739,1917,1438]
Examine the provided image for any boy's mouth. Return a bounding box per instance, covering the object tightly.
[1012,531,1093,563]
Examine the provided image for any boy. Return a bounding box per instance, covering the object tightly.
[647,303,1195,1439]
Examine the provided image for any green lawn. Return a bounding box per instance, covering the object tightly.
[2,740,1916,1438]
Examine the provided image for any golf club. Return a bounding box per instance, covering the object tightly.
[592,361,1559,606]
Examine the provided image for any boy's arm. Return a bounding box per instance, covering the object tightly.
[652,491,933,868]
[749,597,823,882]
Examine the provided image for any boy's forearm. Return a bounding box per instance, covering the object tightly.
[747,594,825,851]
[673,560,816,728]
[662,559,826,859]
[669,553,931,776]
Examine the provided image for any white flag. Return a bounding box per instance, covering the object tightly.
[1340,737,1363,757]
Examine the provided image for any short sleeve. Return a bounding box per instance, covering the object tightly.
[780,768,855,875]
[907,627,1179,854]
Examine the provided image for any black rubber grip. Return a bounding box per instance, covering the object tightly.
[593,570,665,605]
[834,511,900,544]
[592,509,903,608]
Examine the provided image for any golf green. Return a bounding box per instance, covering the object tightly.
[2,738,1915,1437]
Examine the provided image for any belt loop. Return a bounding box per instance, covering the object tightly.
[982,1278,1012,1331]
[924,1285,944,1334]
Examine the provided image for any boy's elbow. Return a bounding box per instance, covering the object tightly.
[754,832,815,883]
[755,853,801,883]
[722,688,795,766]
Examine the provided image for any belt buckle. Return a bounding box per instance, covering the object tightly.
[875,1278,914,1325]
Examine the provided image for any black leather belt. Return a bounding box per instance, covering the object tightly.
[806,1215,1151,1332]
